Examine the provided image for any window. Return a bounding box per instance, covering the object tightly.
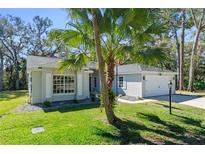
[53,75,75,94]
[89,76,92,92]
[119,76,124,87]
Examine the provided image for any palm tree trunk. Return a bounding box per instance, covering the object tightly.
[92,9,117,124]
[107,50,115,90]
[179,9,185,90]
[0,50,3,91]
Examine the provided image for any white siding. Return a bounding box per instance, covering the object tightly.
[31,68,92,104]
[31,71,42,104]
[77,71,83,96]
[143,74,175,97]
[41,68,76,102]
[113,74,143,98]
[45,73,52,98]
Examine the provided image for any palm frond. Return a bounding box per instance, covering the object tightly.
[58,53,89,72]
[131,47,169,66]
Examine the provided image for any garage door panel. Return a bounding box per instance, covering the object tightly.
[145,75,172,97]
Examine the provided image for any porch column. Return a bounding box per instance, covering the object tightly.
[76,71,83,100]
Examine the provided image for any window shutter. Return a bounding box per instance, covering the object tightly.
[46,73,52,98]
[77,71,83,96]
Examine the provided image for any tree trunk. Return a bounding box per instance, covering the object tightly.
[106,50,115,90]
[172,24,180,89]
[92,9,117,124]
[0,50,3,91]
[14,61,20,90]
[175,37,180,89]
[179,9,185,90]
[188,9,205,91]
[188,28,201,91]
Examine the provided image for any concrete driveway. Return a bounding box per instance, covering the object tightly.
[147,94,205,109]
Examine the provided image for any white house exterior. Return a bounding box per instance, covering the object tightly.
[27,56,176,104]
[27,56,94,104]
[112,64,176,98]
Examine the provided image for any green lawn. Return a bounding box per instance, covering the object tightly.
[0,90,28,115]
[0,91,205,144]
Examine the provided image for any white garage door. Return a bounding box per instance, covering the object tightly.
[144,75,172,97]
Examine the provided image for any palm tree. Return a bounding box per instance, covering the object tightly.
[49,8,168,124]
[91,9,117,123]
[49,8,118,124]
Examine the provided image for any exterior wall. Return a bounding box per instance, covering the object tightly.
[44,68,76,102]
[142,73,176,97]
[112,74,143,98]
[83,71,90,98]
[31,67,91,104]
[76,70,90,100]
[31,71,42,103]
[89,69,100,93]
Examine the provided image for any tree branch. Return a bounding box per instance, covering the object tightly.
[191,9,198,27]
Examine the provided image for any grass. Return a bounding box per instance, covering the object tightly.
[0,91,205,144]
[0,90,28,115]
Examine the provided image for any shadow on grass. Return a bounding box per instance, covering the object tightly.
[95,113,205,145]
[154,102,182,110]
[95,119,156,145]
[0,90,27,101]
[173,114,205,134]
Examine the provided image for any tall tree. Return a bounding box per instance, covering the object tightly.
[188,8,205,91]
[91,9,117,123]
[0,48,3,91]
[100,9,167,91]
[179,9,186,90]
[49,9,168,124]
[27,16,62,57]
[50,9,118,124]
[0,15,29,90]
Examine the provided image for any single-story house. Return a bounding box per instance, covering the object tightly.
[27,56,176,104]
[113,64,176,98]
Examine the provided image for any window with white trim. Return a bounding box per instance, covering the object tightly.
[53,75,75,94]
[119,76,124,87]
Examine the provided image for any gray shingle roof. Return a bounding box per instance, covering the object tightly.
[27,56,97,70]
[116,64,175,74]
[27,56,59,69]
[27,56,176,74]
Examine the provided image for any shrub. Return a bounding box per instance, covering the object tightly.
[183,79,205,90]
[100,90,116,111]
[43,100,51,107]
[193,80,205,90]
